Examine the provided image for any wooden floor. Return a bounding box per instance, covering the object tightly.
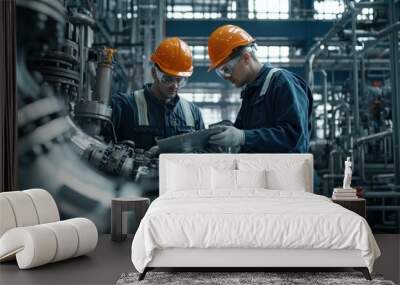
[0,234,398,285]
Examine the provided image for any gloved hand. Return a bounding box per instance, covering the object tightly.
[208,126,245,147]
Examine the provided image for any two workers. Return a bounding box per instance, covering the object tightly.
[111,25,312,154]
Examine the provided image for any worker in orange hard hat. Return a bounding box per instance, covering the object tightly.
[207,25,313,153]
[109,37,205,151]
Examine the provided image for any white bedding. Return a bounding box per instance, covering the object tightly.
[131,190,380,273]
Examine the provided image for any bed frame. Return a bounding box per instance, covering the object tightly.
[140,248,370,280]
[139,154,371,280]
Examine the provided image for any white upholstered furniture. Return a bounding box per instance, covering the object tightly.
[131,154,380,280]
[0,189,98,269]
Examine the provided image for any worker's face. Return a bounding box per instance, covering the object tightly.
[153,67,187,100]
[216,53,249,88]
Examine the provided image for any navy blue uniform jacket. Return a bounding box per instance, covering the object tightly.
[111,84,205,150]
[235,64,313,153]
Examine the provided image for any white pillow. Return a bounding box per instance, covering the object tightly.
[237,158,309,192]
[236,169,267,189]
[211,169,268,190]
[211,168,236,190]
[167,162,211,191]
[266,163,307,191]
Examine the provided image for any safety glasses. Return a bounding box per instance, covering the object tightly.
[155,67,187,88]
[215,54,242,79]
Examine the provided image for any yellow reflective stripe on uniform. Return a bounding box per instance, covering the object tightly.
[133,89,149,126]
[260,68,281,96]
[179,98,195,127]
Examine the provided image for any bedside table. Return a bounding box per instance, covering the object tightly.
[111,197,150,242]
[332,198,366,218]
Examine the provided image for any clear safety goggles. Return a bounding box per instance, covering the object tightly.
[215,45,257,79]
[215,55,242,79]
[155,67,188,88]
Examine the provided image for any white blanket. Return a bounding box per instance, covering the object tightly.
[131,190,380,273]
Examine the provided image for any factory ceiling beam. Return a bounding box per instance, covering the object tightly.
[355,1,388,9]
[166,19,333,42]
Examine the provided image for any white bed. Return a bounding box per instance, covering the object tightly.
[131,154,380,280]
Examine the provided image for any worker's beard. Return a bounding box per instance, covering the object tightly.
[161,84,178,101]
[152,82,177,103]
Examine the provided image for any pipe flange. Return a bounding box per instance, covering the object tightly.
[70,11,95,27]
[17,0,66,25]
[42,40,79,64]
[74,101,112,120]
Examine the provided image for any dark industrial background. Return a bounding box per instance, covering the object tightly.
[1,0,399,234]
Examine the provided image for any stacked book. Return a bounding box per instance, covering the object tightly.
[332,188,358,200]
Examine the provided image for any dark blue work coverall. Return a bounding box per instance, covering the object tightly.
[235,64,313,153]
[111,83,205,150]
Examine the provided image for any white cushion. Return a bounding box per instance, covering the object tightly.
[166,158,236,192]
[1,191,40,227]
[167,162,211,191]
[236,169,267,189]
[161,155,236,194]
[211,169,268,191]
[266,164,307,191]
[23,189,59,223]
[42,221,79,262]
[0,225,58,269]
[0,218,97,269]
[238,158,309,191]
[211,168,236,190]
[65,218,98,257]
[0,189,98,269]
[0,189,60,238]
[0,196,17,237]
[160,154,313,194]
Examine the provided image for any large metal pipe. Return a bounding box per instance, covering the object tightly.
[360,58,366,112]
[352,6,360,140]
[155,0,164,47]
[94,63,113,104]
[377,21,400,37]
[389,0,400,185]
[355,130,393,182]
[317,70,328,139]
[357,21,400,56]
[305,9,354,61]
[356,130,393,145]
[306,54,315,87]
[331,103,351,143]
[305,8,354,84]
[355,1,387,9]
[340,29,379,39]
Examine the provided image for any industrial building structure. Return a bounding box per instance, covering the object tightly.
[7,0,400,233]
[1,0,400,284]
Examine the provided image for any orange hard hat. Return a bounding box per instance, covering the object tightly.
[151,37,193,77]
[207,25,255,71]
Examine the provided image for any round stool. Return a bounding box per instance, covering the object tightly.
[111,197,150,242]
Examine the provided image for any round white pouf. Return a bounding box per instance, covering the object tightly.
[0,218,98,269]
[1,191,39,227]
[0,196,17,237]
[23,189,60,223]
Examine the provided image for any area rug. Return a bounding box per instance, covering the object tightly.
[116,271,396,285]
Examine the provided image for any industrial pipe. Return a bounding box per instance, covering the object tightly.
[356,130,393,145]
[352,5,360,139]
[355,130,393,182]
[357,21,400,56]
[305,7,354,84]
[388,0,400,186]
